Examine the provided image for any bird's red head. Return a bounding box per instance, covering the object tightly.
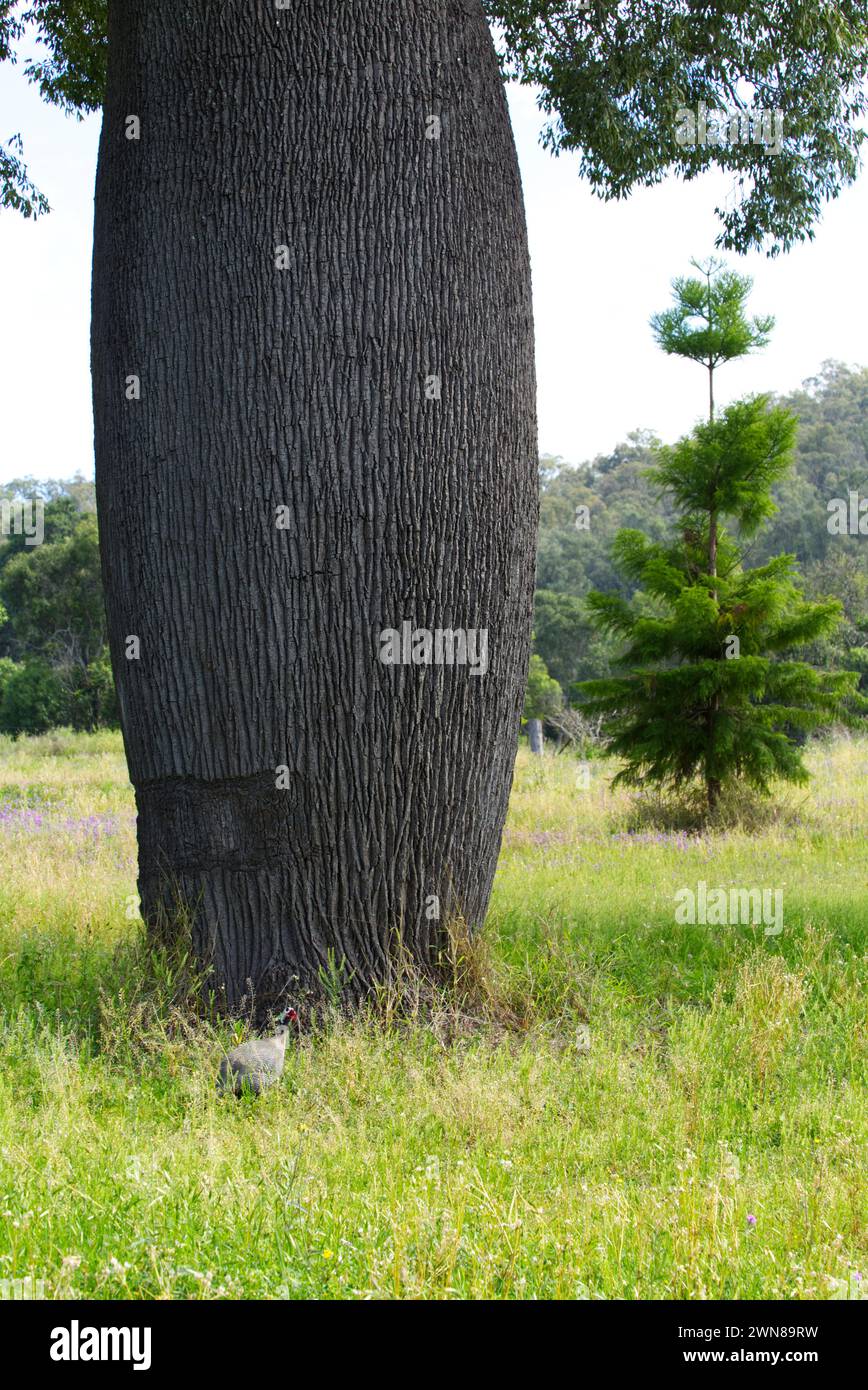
[281,1007,299,1025]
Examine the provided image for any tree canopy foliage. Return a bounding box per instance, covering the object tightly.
[0,1,106,215]
[488,0,868,253]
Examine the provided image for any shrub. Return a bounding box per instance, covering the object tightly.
[0,660,66,736]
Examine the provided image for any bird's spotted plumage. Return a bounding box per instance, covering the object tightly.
[217,1009,296,1096]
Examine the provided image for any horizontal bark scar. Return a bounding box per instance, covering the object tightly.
[136,772,318,873]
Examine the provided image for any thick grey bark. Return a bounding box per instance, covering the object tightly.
[92,0,537,1014]
[527,718,544,756]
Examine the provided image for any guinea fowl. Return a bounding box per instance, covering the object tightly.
[217,1008,298,1097]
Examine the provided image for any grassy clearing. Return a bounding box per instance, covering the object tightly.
[0,730,865,1299]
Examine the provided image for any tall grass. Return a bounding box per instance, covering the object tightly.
[0,730,864,1299]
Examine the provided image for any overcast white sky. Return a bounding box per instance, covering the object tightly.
[1,56,867,483]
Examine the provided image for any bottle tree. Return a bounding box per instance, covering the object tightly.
[5,7,868,1010]
[577,400,866,811]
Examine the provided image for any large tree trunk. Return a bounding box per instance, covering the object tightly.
[91,0,537,1016]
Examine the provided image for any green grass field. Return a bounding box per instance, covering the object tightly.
[0,730,865,1300]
